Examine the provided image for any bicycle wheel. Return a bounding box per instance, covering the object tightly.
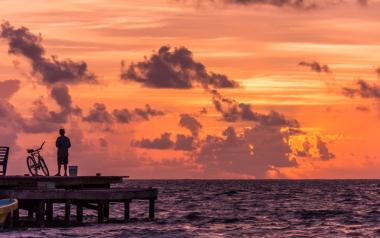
[27,156,38,176]
[39,156,50,176]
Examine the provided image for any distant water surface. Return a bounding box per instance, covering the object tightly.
[3,180,380,238]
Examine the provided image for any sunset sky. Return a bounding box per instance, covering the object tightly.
[1,0,380,178]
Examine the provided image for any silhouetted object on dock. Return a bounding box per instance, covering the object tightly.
[56,128,71,176]
[26,142,49,176]
[0,147,9,176]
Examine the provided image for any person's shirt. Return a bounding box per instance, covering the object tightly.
[56,135,71,157]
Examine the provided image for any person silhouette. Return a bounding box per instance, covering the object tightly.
[55,128,71,176]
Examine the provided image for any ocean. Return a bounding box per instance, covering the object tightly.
[2,180,380,238]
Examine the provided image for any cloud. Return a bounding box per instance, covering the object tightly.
[49,84,81,121]
[83,103,164,125]
[211,90,299,127]
[1,21,96,85]
[356,106,370,112]
[21,84,82,133]
[222,0,317,8]
[298,61,331,73]
[112,108,132,123]
[376,67,380,78]
[342,80,380,99]
[200,107,208,114]
[133,132,174,149]
[133,104,165,120]
[0,99,24,148]
[296,136,335,160]
[357,0,368,6]
[82,103,113,124]
[113,104,164,123]
[98,138,108,148]
[196,125,335,178]
[179,114,202,137]
[178,0,369,9]
[0,80,21,100]
[133,132,196,151]
[197,125,296,178]
[174,134,196,151]
[121,46,238,89]
[133,114,199,151]
[316,137,335,160]
[0,81,74,134]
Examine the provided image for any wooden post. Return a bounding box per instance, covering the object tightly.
[124,200,130,221]
[104,201,109,220]
[65,200,71,225]
[149,199,155,220]
[46,201,53,222]
[28,208,34,220]
[76,202,83,223]
[12,208,19,227]
[36,201,45,226]
[98,201,104,223]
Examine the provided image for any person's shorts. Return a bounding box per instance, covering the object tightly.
[57,155,68,165]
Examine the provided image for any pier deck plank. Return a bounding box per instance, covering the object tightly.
[0,176,127,188]
[0,188,158,200]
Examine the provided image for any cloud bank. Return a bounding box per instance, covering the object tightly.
[121,46,239,89]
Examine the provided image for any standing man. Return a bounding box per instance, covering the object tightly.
[56,128,71,176]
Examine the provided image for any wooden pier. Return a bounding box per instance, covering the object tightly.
[0,176,158,227]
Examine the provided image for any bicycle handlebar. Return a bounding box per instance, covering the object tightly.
[29,141,45,153]
[39,141,45,150]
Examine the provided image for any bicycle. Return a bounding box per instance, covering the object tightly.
[26,141,50,176]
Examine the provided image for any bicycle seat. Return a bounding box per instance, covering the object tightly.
[27,149,34,153]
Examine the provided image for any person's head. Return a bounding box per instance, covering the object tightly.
[59,128,65,136]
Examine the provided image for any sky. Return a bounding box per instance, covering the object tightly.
[1,0,380,178]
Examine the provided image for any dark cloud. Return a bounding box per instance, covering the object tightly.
[174,134,196,151]
[357,0,368,6]
[223,0,316,8]
[133,114,199,151]
[0,82,71,135]
[112,108,132,123]
[0,80,20,100]
[296,136,335,161]
[21,85,81,133]
[376,67,380,78]
[197,125,296,178]
[82,103,113,124]
[211,90,299,127]
[197,125,335,178]
[1,21,96,85]
[121,46,238,89]
[19,84,82,133]
[179,114,202,137]
[133,132,174,149]
[133,104,165,120]
[356,106,370,112]
[299,61,331,73]
[49,84,81,122]
[200,107,208,114]
[342,80,380,99]
[98,138,108,148]
[84,103,164,125]
[179,0,369,9]
[0,99,24,148]
[316,137,335,160]
[113,104,164,123]
[133,132,196,151]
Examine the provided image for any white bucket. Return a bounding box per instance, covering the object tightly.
[69,165,78,176]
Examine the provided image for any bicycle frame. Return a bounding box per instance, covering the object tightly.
[26,141,49,176]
